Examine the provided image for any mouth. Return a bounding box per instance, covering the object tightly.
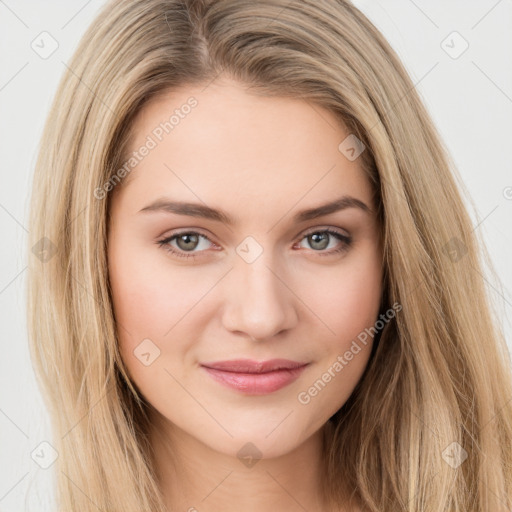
[200,359,310,395]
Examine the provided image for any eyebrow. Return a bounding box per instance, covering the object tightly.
[138,195,373,225]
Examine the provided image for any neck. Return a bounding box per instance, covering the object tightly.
[148,411,341,512]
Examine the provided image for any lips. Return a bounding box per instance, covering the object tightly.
[200,359,309,395]
[201,358,308,373]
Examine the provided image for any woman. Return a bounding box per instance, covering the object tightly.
[27,0,512,510]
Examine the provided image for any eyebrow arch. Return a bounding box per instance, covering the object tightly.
[138,195,373,225]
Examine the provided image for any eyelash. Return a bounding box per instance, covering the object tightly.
[156,228,352,260]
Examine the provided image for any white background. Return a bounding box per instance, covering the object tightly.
[1,1,511,510]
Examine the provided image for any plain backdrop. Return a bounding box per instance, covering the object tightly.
[1,1,511,510]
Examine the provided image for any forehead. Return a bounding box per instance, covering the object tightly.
[116,78,374,221]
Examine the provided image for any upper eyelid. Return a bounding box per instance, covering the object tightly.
[159,230,214,245]
[160,226,350,247]
[300,226,350,238]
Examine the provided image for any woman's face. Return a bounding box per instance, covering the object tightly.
[107,78,383,459]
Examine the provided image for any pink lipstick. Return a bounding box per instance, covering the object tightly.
[200,358,309,395]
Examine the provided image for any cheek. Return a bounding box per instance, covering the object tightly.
[108,243,218,412]
[293,247,382,411]
[300,246,382,346]
[108,235,216,384]
[109,237,212,337]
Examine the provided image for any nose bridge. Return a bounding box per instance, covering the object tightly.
[222,241,297,340]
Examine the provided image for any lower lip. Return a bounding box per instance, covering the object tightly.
[201,365,308,395]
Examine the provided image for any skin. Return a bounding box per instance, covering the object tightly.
[107,77,382,512]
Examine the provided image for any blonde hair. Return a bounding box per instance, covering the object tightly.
[27,0,512,510]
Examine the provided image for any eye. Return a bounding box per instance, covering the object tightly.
[157,231,215,259]
[295,228,352,256]
[157,227,352,260]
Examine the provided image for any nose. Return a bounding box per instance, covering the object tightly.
[221,251,298,341]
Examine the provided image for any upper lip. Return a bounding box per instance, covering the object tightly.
[201,359,309,374]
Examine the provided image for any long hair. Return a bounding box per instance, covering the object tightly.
[27,0,512,510]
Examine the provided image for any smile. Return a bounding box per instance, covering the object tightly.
[200,359,310,395]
